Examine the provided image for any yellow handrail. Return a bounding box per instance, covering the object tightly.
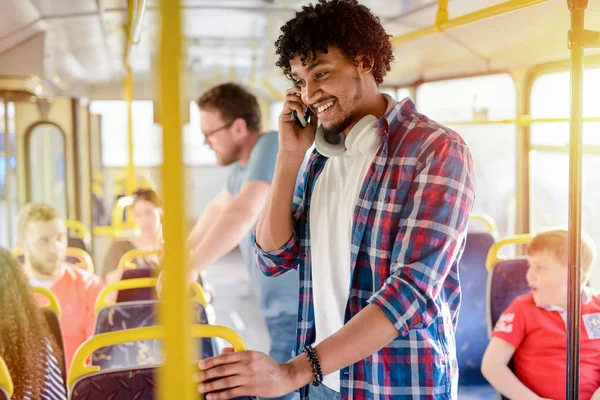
[67,324,246,389]
[111,195,136,228]
[392,0,549,45]
[65,220,92,244]
[32,286,62,317]
[95,278,207,312]
[12,247,95,273]
[485,234,534,270]
[0,357,13,399]
[95,277,158,312]
[117,248,162,273]
[440,116,600,126]
[158,0,192,398]
[469,214,499,235]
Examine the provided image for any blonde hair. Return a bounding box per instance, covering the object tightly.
[16,202,62,241]
[526,228,597,277]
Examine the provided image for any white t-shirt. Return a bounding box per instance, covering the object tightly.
[310,95,394,391]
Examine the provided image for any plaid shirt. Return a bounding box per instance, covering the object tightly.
[252,98,474,399]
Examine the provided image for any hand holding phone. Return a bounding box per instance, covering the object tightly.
[293,107,311,128]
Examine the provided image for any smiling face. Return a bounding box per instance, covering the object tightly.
[290,47,374,137]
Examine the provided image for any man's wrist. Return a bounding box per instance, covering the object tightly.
[286,352,316,390]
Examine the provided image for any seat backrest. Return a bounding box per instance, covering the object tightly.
[43,309,68,386]
[117,268,157,303]
[93,302,214,369]
[68,237,88,253]
[456,232,495,385]
[487,258,530,334]
[70,366,256,400]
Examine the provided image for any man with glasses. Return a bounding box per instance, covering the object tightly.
[186,82,300,400]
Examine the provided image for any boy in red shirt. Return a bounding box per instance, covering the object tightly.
[17,202,106,370]
[482,228,600,400]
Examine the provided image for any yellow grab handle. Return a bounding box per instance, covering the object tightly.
[0,357,13,398]
[190,281,207,307]
[117,248,162,273]
[95,278,207,312]
[12,247,94,274]
[65,220,92,243]
[469,214,499,235]
[95,277,158,312]
[486,234,534,270]
[66,247,95,273]
[32,286,62,317]
[67,324,246,389]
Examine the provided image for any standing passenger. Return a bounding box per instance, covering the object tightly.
[17,202,106,370]
[195,1,475,399]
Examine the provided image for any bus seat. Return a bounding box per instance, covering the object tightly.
[43,308,68,387]
[117,268,157,303]
[69,326,255,400]
[68,237,88,253]
[487,258,530,333]
[95,278,207,313]
[0,357,13,400]
[93,301,214,369]
[455,232,495,391]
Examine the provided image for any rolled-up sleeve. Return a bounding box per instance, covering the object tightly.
[368,133,474,334]
[252,155,311,277]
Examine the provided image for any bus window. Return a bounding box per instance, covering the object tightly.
[89,100,161,168]
[417,74,517,238]
[530,69,600,289]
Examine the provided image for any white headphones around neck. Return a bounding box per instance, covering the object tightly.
[314,115,378,157]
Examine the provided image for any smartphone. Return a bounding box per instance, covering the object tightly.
[293,107,311,128]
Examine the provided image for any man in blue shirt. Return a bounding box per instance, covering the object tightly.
[186,83,300,400]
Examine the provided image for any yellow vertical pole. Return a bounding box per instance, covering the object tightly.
[157,0,193,399]
[125,66,136,195]
[566,0,587,398]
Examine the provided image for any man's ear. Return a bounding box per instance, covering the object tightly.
[356,56,374,76]
[232,117,249,138]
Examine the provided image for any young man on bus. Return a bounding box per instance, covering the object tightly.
[17,202,105,370]
[482,229,600,400]
[183,82,300,400]
[194,1,475,399]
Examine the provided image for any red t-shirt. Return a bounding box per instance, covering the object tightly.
[492,291,600,400]
[33,264,106,371]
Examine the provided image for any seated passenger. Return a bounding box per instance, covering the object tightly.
[482,228,600,400]
[102,188,163,283]
[0,246,67,400]
[16,202,106,370]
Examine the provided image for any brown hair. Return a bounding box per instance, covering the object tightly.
[527,228,597,278]
[132,188,162,208]
[16,202,61,241]
[0,247,63,399]
[197,83,262,133]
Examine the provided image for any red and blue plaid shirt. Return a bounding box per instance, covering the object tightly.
[252,98,475,399]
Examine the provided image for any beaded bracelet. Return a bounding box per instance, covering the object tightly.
[302,345,323,386]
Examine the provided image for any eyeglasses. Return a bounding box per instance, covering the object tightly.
[203,120,235,140]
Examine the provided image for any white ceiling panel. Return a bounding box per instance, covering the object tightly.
[30,0,98,16]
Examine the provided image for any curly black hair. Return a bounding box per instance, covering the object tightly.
[275,0,394,85]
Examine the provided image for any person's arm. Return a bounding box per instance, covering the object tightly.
[254,154,304,252]
[84,275,107,338]
[481,338,547,400]
[187,189,232,249]
[189,180,270,274]
[591,387,600,400]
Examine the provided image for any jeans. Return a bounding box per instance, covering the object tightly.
[264,314,300,400]
[308,383,341,400]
